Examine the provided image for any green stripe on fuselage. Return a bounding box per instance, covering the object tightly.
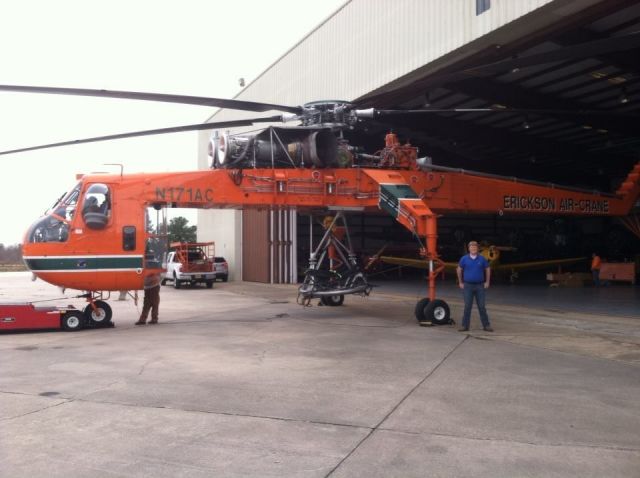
[25,256,143,271]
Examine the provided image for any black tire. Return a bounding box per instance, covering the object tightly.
[62,310,84,331]
[221,275,228,282]
[321,294,344,306]
[173,273,181,289]
[423,299,451,325]
[414,298,430,323]
[161,278,167,286]
[83,300,113,325]
[206,280,214,289]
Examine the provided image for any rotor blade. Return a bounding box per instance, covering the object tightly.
[356,108,640,118]
[0,84,302,114]
[0,115,284,156]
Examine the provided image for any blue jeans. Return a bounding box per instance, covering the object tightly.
[462,283,490,329]
[592,269,600,286]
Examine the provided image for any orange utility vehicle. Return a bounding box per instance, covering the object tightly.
[163,242,216,289]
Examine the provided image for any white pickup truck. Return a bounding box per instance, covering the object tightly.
[162,243,216,289]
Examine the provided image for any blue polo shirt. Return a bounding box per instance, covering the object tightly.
[459,254,489,284]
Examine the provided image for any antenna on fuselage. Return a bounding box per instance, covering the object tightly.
[104,163,124,177]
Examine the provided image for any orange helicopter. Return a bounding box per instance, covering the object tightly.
[1,84,639,325]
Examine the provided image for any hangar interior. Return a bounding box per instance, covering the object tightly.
[198,0,640,284]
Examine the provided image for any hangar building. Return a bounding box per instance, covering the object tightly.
[196,0,640,283]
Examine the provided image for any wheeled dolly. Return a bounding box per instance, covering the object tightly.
[0,302,114,332]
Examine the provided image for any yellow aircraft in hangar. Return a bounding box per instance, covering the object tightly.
[379,244,587,283]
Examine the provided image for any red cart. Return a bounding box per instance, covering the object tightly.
[0,303,112,332]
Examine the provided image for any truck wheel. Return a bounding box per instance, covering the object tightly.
[62,310,84,331]
[423,299,451,325]
[206,280,214,289]
[84,300,113,325]
[222,275,228,282]
[161,278,167,286]
[173,273,181,289]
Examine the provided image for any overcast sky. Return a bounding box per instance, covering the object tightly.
[0,0,345,245]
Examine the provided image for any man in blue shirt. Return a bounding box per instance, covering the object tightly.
[456,241,493,332]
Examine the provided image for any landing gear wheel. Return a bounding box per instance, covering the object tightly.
[206,280,214,289]
[423,299,451,325]
[62,310,84,331]
[84,300,113,325]
[321,294,344,306]
[414,298,430,323]
[173,273,181,289]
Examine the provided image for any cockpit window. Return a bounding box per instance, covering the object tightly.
[27,183,81,243]
[50,183,81,222]
[82,183,111,230]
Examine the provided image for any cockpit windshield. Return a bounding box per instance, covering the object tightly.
[27,183,81,243]
[48,183,81,221]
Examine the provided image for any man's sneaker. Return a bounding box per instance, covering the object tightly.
[458,327,469,332]
[483,326,494,332]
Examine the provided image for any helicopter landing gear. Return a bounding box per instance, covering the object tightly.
[414,298,452,326]
[320,294,344,306]
[83,295,113,327]
[297,212,373,306]
[414,298,430,323]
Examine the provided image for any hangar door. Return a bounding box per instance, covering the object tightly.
[242,209,297,283]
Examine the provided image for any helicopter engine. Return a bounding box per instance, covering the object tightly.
[210,127,354,169]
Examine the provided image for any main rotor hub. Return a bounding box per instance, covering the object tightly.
[300,101,355,128]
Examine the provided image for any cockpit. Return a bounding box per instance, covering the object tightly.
[26,182,112,243]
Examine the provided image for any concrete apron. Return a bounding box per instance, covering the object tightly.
[1,272,639,477]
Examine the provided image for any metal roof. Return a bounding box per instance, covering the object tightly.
[356,0,640,192]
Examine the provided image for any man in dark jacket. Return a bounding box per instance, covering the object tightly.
[135,273,161,325]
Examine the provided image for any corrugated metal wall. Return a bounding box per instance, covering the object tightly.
[208,0,555,122]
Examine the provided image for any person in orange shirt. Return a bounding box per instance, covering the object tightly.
[323,216,345,271]
[591,253,602,287]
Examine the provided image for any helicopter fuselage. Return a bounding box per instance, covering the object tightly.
[21,160,639,295]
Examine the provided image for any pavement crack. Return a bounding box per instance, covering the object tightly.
[77,381,122,399]
[138,359,152,376]
[0,394,73,422]
[376,427,640,453]
[73,397,372,430]
[324,335,469,477]
[288,316,411,328]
